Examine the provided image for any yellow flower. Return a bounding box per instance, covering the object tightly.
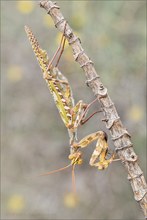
[7,194,25,214]
[16,1,35,14]
[7,65,23,82]
[43,14,54,28]
[64,192,79,208]
[128,105,144,122]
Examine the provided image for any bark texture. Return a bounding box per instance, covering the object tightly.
[40,1,147,217]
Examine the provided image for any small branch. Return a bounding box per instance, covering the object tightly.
[40,0,147,217]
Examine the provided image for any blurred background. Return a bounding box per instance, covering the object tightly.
[1,0,146,219]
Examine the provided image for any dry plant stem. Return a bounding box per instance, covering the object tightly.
[40,1,147,217]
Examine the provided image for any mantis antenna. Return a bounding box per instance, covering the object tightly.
[39,164,71,176]
[39,163,77,194]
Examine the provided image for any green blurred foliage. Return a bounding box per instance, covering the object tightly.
[1,1,146,219]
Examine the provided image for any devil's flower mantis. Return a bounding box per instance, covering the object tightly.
[25,26,117,182]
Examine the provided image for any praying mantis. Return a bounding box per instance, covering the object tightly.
[25,25,117,187]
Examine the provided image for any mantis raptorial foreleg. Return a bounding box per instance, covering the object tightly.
[69,131,116,170]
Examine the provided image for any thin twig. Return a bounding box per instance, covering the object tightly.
[40,0,147,217]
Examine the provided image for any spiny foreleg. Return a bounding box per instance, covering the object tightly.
[72,131,115,170]
[89,138,114,170]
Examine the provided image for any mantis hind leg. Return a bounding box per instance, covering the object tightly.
[47,22,67,70]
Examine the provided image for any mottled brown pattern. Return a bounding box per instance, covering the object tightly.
[25,26,72,125]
